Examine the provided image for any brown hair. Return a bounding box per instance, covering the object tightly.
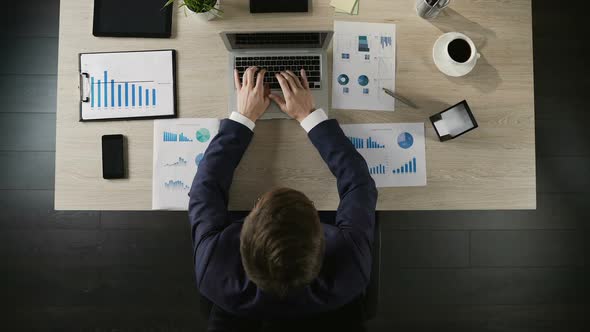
[240,188,324,297]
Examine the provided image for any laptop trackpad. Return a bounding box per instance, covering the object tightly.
[263,100,289,119]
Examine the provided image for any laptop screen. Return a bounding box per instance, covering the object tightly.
[226,32,329,50]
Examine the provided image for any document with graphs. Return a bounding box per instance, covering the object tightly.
[79,50,176,121]
[332,21,396,111]
[340,123,427,187]
[152,118,220,210]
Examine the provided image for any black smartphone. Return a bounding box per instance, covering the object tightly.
[102,134,126,179]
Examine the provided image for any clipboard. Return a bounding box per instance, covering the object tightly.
[79,50,177,122]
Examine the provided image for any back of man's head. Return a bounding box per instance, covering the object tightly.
[240,188,324,298]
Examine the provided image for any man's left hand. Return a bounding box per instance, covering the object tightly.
[234,67,271,122]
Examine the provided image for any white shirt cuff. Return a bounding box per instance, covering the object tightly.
[229,112,255,132]
[300,109,328,133]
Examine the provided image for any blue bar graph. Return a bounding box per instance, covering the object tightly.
[164,157,188,167]
[179,133,192,142]
[88,70,159,110]
[380,36,392,48]
[163,131,178,142]
[164,180,190,190]
[117,84,122,107]
[369,164,386,175]
[366,137,385,149]
[111,79,115,107]
[348,136,365,149]
[393,157,418,175]
[103,71,107,107]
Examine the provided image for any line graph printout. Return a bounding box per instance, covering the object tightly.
[80,50,175,120]
[332,21,396,111]
[152,118,220,210]
[341,123,426,187]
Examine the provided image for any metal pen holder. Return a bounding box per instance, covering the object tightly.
[416,0,451,19]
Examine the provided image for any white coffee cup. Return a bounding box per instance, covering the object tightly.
[433,32,481,77]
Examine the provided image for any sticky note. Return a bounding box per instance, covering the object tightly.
[335,0,359,15]
[330,0,358,14]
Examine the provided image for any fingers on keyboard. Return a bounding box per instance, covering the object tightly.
[234,55,321,89]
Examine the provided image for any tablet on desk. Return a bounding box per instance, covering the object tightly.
[93,0,173,38]
[250,0,309,13]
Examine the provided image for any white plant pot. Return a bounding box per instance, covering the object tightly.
[192,0,221,21]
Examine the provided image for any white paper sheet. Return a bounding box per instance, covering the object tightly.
[152,118,220,210]
[340,123,427,187]
[332,21,396,111]
[80,50,175,120]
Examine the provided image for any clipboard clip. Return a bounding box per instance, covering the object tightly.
[80,72,90,103]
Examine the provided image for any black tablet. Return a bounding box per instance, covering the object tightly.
[250,0,309,13]
[93,0,173,38]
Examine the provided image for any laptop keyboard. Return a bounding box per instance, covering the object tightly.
[234,55,322,90]
[235,33,322,46]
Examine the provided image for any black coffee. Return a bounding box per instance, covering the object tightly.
[448,39,472,63]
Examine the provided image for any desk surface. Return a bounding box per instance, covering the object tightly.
[55,0,535,211]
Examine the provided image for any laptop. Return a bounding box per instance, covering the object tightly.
[220,31,333,119]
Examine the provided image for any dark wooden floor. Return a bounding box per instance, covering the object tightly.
[0,1,588,331]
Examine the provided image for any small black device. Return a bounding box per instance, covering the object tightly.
[430,100,478,142]
[102,135,126,179]
[250,0,309,13]
[93,0,173,38]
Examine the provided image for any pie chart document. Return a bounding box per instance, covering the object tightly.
[152,118,220,210]
[340,123,427,187]
[332,21,396,111]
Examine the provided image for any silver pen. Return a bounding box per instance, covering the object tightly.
[382,88,418,109]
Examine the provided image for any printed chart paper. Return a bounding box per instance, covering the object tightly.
[341,123,427,187]
[332,21,396,111]
[152,118,220,210]
[80,50,175,120]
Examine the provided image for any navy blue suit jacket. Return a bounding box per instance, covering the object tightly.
[188,119,377,319]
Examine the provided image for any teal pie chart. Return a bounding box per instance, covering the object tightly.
[397,132,414,149]
[196,128,211,143]
[358,75,369,86]
[195,153,204,166]
[338,74,349,85]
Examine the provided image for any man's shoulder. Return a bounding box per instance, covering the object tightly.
[200,221,246,280]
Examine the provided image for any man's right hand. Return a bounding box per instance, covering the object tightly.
[269,69,316,122]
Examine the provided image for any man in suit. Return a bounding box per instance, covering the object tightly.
[189,66,377,331]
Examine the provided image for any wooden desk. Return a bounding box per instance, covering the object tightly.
[55,0,535,210]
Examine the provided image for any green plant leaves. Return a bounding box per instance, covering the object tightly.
[164,0,220,14]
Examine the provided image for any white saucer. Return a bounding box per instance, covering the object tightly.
[433,32,477,77]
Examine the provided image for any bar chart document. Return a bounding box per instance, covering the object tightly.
[332,21,396,111]
[79,50,176,121]
[341,123,426,187]
[152,118,220,210]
